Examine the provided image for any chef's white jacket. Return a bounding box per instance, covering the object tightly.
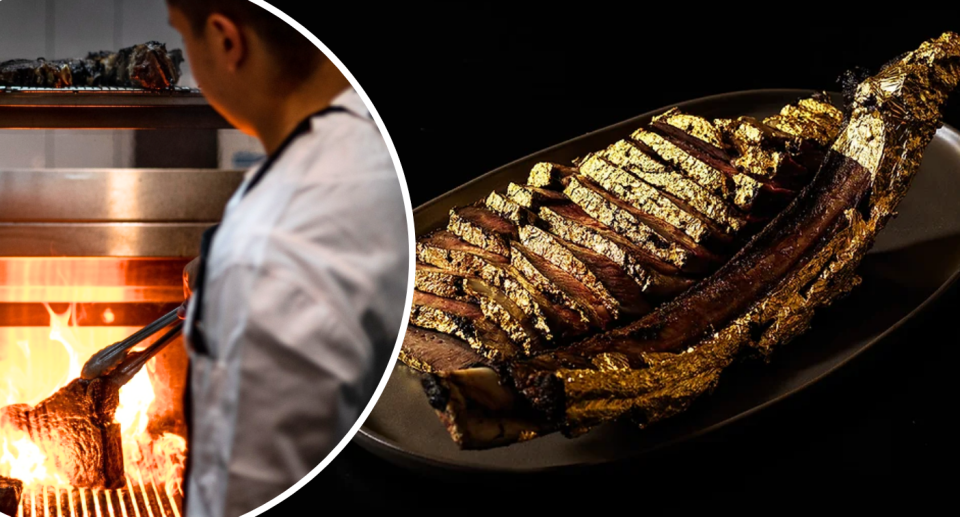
[182,87,409,517]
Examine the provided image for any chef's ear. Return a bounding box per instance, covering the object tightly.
[206,13,247,73]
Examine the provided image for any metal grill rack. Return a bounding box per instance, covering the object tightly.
[0,86,230,129]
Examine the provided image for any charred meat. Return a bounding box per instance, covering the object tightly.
[0,378,125,489]
[0,41,183,90]
[0,476,22,516]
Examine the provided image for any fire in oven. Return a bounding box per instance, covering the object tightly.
[0,88,246,517]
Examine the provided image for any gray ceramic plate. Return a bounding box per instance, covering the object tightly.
[355,89,960,473]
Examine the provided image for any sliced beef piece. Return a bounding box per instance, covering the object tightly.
[485,190,538,225]
[563,175,725,266]
[649,118,804,209]
[447,206,518,257]
[410,291,519,362]
[652,108,728,149]
[632,127,765,212]
[463,278,545,353]
[400,326,489,373]
[713,116,819,190]
[506,182,568,209]
[0,477,22,516]
[415,263,474,301]
[601,139,747,233]
[510,242,615,329]
[539,204,699,296]
[1,378,125,489]
[578,153,733,247]
[518,225,651,318]
[527,162,578,189]
[416,230,509,277]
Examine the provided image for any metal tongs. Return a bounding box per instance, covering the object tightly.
[80,307,183,383]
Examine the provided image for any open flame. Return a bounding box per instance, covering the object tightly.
[0,303,186,495]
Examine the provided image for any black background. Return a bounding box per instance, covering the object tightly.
[261,5,955,512]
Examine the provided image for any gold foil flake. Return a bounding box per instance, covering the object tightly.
[398,349,433,373]
[415,267,471,301]
[578,154,712,243]
[409,302,474,344]
[602,140,746,233]
[798,96,843,125]
[538,204,685,283]
[715,116,804,183]
[632,128,762,211]
[527,162,562,188]
[447,208,511,257]
[486,191,536,225]
[563,175,684,257]
[469,285,540,353]
[592,352,632,371]
[653,108,726,149]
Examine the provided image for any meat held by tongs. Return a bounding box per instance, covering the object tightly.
[0,312,182,489]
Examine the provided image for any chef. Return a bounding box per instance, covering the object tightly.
[166,1,410,516]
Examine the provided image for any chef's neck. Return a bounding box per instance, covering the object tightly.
[253,60,351,156]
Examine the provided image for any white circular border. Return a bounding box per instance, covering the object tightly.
[236,1,415,515]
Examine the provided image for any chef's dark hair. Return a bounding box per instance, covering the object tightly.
[167,0,325,76]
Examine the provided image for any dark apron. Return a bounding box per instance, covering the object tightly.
[180,105,348,507]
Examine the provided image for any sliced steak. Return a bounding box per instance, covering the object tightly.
[714,116,819,190]
[447,206,518,257]
[633,127,764,212]
[510,242,615,329]
[415,263,474,301]
[601,139,747,233]
[578,153,733,247]
[416,230,508,277]
[485,190,537,225]
[463,278,545,353]
[563,175,725,264]
[526,162,578,189]
[539,202,694,275]
[400,326,489,373]
[518,225,650,318]
[506,183,568,209]
[410,290,519,362]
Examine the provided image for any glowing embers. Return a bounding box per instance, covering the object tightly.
[0,258,186,304]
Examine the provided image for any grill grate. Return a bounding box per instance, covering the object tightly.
[0,86,200,95]
[16,476,182,517]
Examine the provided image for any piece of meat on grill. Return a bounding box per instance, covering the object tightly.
[0,378,125,489]
[400,92,842,375]
[0,476,23,517]
[0,41,183,90]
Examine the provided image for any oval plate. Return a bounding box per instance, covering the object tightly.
[355,89,960,472]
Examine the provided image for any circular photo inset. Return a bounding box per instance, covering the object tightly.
[0,1,412,517]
